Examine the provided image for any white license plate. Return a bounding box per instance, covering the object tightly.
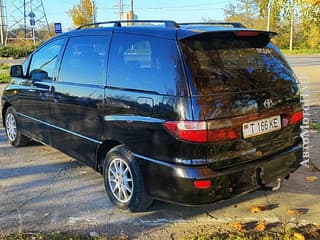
[242,115,281,138]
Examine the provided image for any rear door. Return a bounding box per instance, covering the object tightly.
[179,30,302,168]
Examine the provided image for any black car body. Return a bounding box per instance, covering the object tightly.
[1,21,303,211]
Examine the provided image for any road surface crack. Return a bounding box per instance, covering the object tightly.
[3,168,66,216]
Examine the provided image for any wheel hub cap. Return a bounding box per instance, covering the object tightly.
[6,113,17,142]
[108,158,133,203]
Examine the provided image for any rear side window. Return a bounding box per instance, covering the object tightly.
[58,36,109,85]
[107,33,186,96]
[180,33,298,95]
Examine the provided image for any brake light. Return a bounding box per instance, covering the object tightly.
[164,121,207,143]
[194,180,211,189]
[288,111,303,125]
[235,31,259,37]
[163,121,239,143]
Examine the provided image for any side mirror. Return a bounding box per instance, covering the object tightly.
[30,69,48,81]
[10,65,23,78]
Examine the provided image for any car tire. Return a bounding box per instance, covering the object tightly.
[4,106,30,147]
[103,145,153,212]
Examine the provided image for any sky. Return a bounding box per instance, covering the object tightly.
[38,0,233,31]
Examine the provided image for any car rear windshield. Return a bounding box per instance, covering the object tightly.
[180,32,299,95]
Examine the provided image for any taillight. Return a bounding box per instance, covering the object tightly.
[163,121,239,143]
[288,111,303,125]
[164,121,207,143]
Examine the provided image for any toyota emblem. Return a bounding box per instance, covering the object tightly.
[263,99,273,109]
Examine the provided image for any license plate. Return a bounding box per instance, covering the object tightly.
[242,115,281,138]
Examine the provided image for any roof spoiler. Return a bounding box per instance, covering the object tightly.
[178,29,277,40]
[179,22,246,28]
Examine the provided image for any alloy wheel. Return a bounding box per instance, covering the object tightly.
[6,113,17,142]
[108,158,134,203]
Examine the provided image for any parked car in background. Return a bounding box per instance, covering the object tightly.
[2,20,303,212]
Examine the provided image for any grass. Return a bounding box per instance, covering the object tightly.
[281,49,320,55]
[0,45,37,59]
[310,122,320,130]
[185,226,318,240]
[0,63,11,83]
[1,225,319,240]
[0,232,124,240]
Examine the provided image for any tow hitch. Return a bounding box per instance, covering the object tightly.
[256,167,284,191]
[270,177,283,191]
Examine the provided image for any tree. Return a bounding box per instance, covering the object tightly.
[223,0,320,49]
[68,0,96,27]
[224,0,262,29]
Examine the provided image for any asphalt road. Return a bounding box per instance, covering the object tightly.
[0,56,319,238]
[286,55,320,67]
[287,56,320,106]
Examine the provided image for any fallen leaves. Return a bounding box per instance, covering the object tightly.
[232,222,246,231]
[287,208,308,216]
[226,222,319,240]
[308,161,320,172]
[250,205,266,213]
[254,222,266,232]
[288,209,301,216]
[293,232,305,240]
[232,222,267,232]
[305,176,318,182]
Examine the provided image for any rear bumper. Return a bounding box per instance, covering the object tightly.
[135,143,302,205]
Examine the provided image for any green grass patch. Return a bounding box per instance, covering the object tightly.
[310,122,320,130]
[0,45,36,59]
[0,232,121,240]
[0,63,11,83]
[281,49,320,55]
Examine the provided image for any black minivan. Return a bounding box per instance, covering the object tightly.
[2,21,303,211]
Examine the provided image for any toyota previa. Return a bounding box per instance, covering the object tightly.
[2,21,303,211]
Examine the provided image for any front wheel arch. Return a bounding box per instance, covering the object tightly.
[2,102,11,127]
[4,106,30,147]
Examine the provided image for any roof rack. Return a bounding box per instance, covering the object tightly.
[77,20,179,30]
[179,22,246,28]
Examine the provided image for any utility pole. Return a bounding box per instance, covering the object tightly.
[289,0,294,51]
[6,0,50,44]
[118,0,124,20]
[23,0,27,38]
[128,0,134,22]
[92,0,96,23]
[267,0,272,31]
[0,0,6,46]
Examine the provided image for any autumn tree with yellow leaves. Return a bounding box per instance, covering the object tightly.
[224,0,320,49]
[68,0,96,27]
